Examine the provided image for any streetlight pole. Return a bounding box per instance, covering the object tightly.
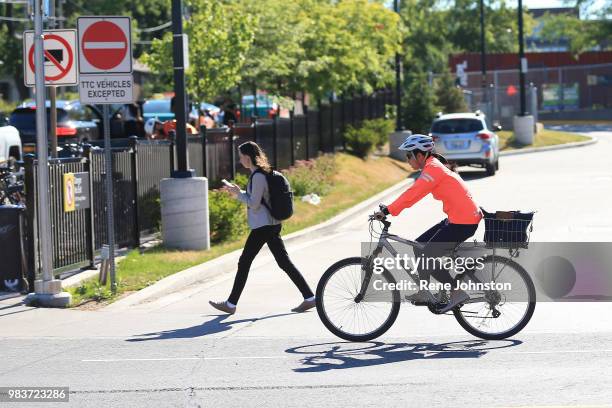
[393,0,402,131]
[479,0,487,90]
[171,0,191,177]
[512,0,534,145]
[518,0,527,116]
[159,0,210,252]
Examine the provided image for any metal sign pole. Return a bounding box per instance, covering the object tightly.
[103,104,116,292]
[34,0,53,281]
[50,87,57,158]
[24,0,71,307]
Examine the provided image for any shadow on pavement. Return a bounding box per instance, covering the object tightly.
[458,170,490,181]
[125,312,295,341]
[286,339,522,372]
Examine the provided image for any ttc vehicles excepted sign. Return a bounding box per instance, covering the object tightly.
[77,16,133,104]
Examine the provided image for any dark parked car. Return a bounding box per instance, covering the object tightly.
[10,101,100,154]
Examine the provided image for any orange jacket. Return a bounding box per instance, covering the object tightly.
[387,156,482,224]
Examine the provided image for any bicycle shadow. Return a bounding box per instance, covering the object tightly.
[126,312,294,342]
[286,339,522,372]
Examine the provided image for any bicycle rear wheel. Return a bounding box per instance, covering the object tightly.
[316,257,401,342]
[454,255,536,340]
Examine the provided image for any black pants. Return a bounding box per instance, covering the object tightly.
[415,219,479,285]
[228,224,315,305]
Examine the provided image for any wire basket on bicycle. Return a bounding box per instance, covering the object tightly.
[481,208,535,249]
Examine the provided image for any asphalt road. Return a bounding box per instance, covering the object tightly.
[1,125,611,408]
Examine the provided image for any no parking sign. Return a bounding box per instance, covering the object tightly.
[23,29,78,86]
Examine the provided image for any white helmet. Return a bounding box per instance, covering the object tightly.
[144,118,161,135]
[398,134,434,152]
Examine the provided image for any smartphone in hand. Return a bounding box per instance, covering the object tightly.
[221,179,233,187]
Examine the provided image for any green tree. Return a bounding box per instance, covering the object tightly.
[435,70,467,113]
[446,0,534,54]
[292,0,400,98]
[540,13,611,56]
[238,0,307,95]
[143,0,256,101]
[400,0,453,76]
[402,73,436,134]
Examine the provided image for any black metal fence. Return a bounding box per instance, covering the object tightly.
[23,90,393,278]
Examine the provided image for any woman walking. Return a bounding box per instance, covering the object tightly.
[209,141,316,314]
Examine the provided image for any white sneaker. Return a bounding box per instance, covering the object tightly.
[437,290,470,313]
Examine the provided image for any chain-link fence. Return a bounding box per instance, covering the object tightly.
[441,62,612,128]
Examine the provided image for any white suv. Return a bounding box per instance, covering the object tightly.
[430,112,500,176]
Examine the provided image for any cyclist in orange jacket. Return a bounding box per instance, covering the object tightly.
[375,134,482,312]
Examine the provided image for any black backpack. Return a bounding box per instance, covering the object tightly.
[250,169,294,220]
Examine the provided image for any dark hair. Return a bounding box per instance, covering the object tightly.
[412,149,457,172]
[238,141,272,173]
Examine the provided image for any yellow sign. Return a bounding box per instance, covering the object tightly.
[63,173,75,212]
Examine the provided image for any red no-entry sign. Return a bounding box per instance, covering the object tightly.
[77,17,132,74]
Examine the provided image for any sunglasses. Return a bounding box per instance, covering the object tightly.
[406,152,416,160]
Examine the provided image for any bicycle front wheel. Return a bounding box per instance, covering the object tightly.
[454,255,536,340]
[316,257,401,342]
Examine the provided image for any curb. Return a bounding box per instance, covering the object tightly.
[499,134,597,157]
[106,175,415,310]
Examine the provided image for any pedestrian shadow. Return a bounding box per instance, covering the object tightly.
[125,312,294,342]
[285,339,522,372]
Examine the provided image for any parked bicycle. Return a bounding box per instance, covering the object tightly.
[316,205,536,341]
[0,167,25,205]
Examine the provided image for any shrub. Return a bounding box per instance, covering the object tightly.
[232,172,249,189]
[402,73,436,134]
[435,70,468,113]
[362,118,395,148]
[344,123,379,158]
[208,190,248,243]
[285,154,337,196]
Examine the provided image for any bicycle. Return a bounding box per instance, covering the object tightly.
[0,167,24,205]
[315,205,536,341]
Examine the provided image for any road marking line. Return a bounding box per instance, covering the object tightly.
[81,349,612,363]
[508,349,612,355]
[82,356,288,362]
